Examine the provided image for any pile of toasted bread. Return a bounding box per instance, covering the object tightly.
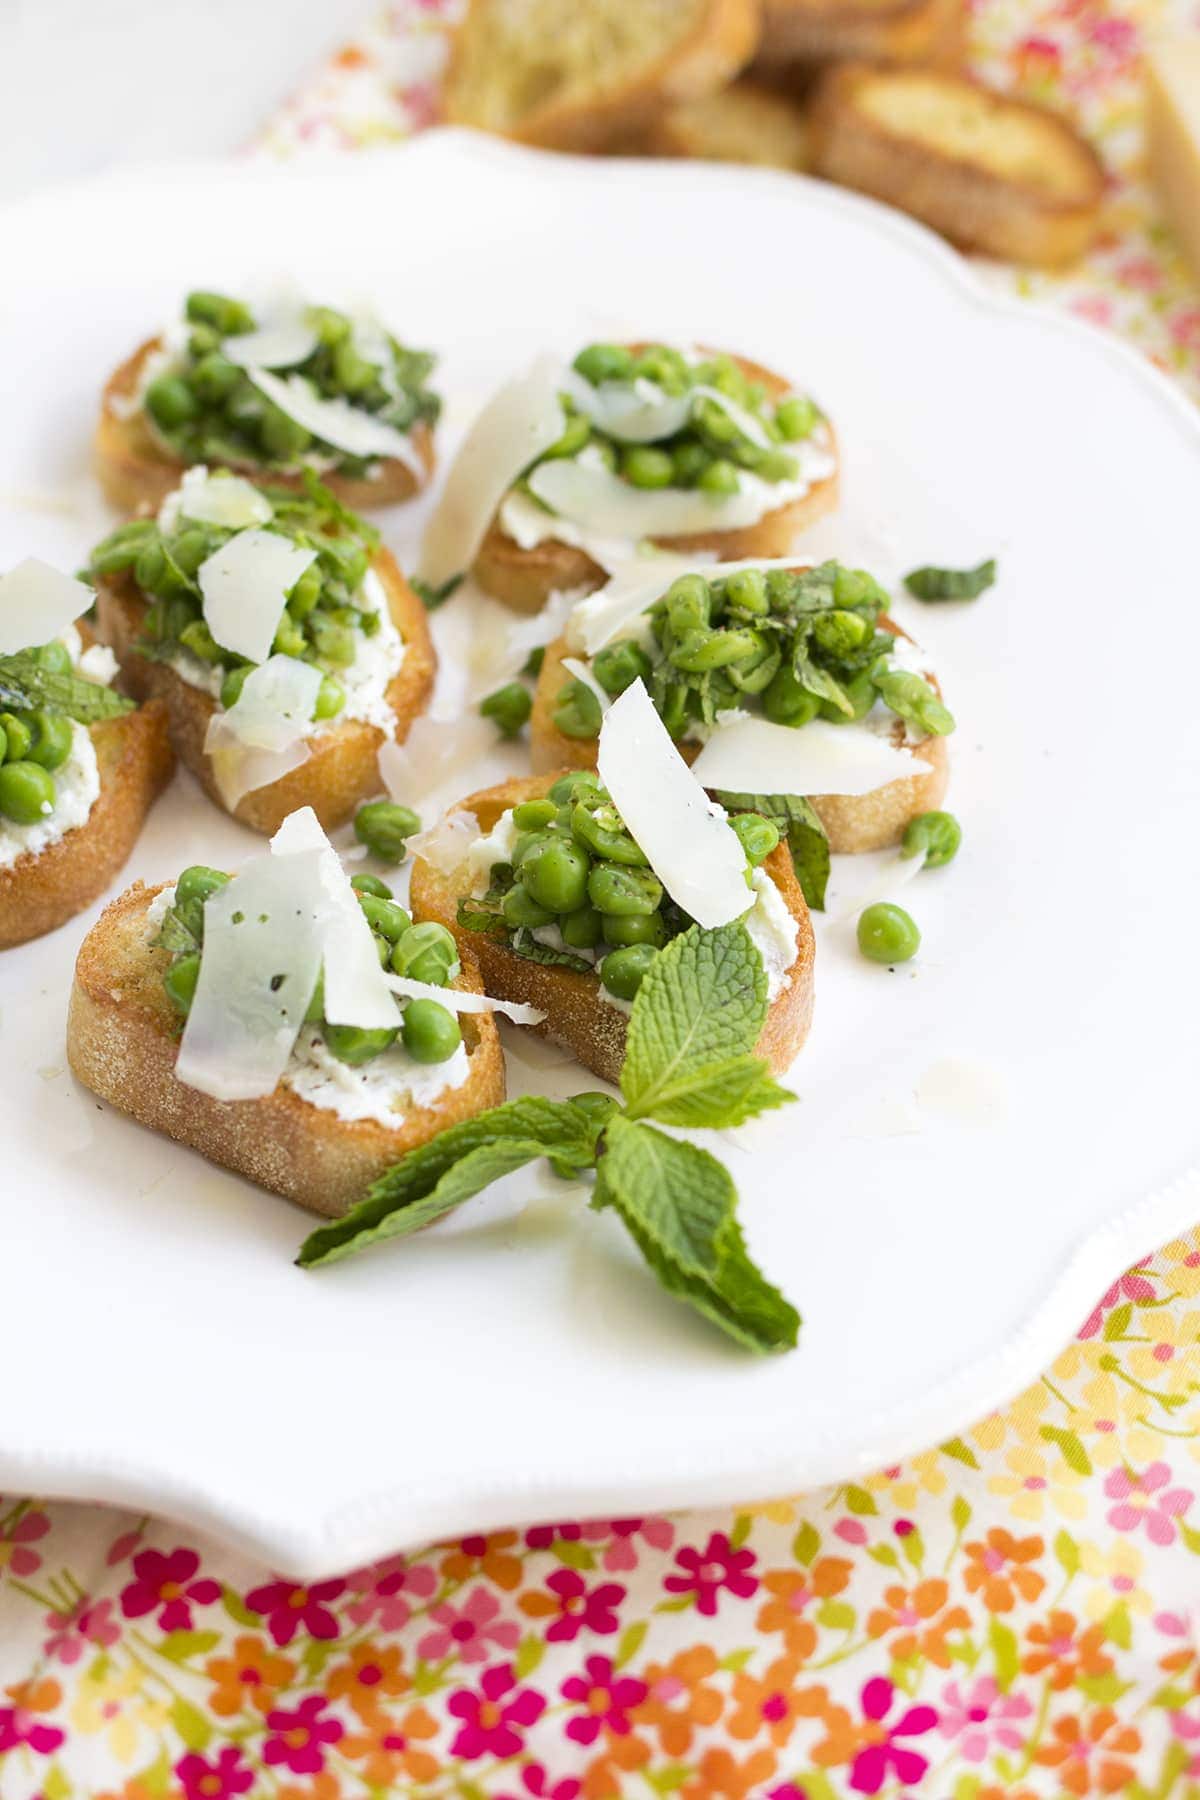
[442,0,1106,267]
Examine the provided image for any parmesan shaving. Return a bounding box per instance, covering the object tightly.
[204,655,322,809]
[561,655,612,716]
[197,529,317,666]
[272,807,398,1030]
[689,715,932,798]
[406,809,481,876]
[224,316,319,370]
[173,467,274,530]
[0,558,90,654]
[528,456,789,541]
[562,370,691,443]
[384,973,545,1025]
[691,384,772,448]
[246,368,425,476]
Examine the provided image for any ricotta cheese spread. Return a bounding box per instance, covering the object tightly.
[0,721,100,870]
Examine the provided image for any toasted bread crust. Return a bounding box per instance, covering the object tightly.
[758,0,964,70]
[809,65,1104,266]
[642,78,810,168]
[67,881,506,1218]
[529,614,948,854]
[444,0,761,152]
[93,549,436,836]
[94,338,436,516]
[0,702,173,950]
[409,772,815,1085]
[473,351,839,613]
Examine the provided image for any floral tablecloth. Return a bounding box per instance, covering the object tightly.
[4,4,1200,1797]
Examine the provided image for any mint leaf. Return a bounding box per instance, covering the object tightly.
[594,1116,800,1353]
[714,789,829,912]
[793,631,852,717]
[872,669,955,737]
[904,558,996,601]
[621,923,767,1121]
[412,573,463,611]
[0,654,134,723]
[509,929,592,973]
[632,1054,796,1130]
[297,1096,607,1268]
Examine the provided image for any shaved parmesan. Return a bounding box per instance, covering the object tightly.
[204,655,322,809]
[689,715,932,798]
[528,455,784,541]
[271,807,398,1030]
[375,711,499,822]
[563,370,691,443]
[418,356,566,590]
[692,384,772,449]
[173,467,274,530]
[0,558,90,653]
[561,655,612,716]
[597,679,750,930]
[198,529,317,666]
[224,315,319,370]
[407,809,481,876]
[566,553,779,656]
[246,368,425,476]
[385,973,545,1025]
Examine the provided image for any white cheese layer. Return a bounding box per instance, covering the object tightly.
[0,721,99,870]
[465,811,520,892]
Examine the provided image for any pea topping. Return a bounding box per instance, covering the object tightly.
[313,676,345,721]
[902,811,962,868]
[724,569,769,615]
[0,725,6,765]
[350,873,393,899]
[560,905,604,949]
[600,943,659,1000]
[0,760,55,824]
[553,678,603,741]
[698,459,740,496]
[858,903,921,965]
[602,911,668,947]
[25,712,73,773]
[145,374,199,431]
[33,641,73,675]
[522,839,590,914]
[573,343,635,385]
[621,446,674,490]
[354,800,421,864]
[731,813,780,867]
[390,920,459,985]
[776,396,817,441]
[357,894,411,941]
[512,799,558,832]
[402,997,462,1064]
[592,639,651,697]
[323,1023,398,1066]
[503,885,555,929]
[588,862,663,917]
[0,714,31,762]
[548,770,604,807]
[220,666,249,710]
[480,682,532,737]
[164,953,201,1016]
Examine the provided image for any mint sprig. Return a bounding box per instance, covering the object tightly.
[297,923,800,1354]
[714,789,829,913]
[0,654,134,723]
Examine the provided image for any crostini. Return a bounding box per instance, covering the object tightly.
[96,290,440,514]
[419,343,838,614]
[0,559,173,950]
[88,468,436,835]
[528,559,951,868]
[410,680,816,1085]
[757,0,964,73]
[643,78,810,169]
[67,808,507,1217]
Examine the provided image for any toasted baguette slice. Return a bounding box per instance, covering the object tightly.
[409,773,815,1085]
[475,350,839,614]
[530,615,948,854]
[757,0,964,71]
[641,78,810,168]
[95,338,436,517]
[809,65,1104,266]
[94,549,436,837]
[0,702,173,951]
[67,881,506,1218]
[443,0,761,152]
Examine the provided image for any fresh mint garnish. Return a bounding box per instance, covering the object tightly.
[714,790,829,913]
[904,558,996,602]
[0,654,134,723]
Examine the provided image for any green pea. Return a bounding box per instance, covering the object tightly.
[175,866,230,940]
[287,564,323,619]
[357,894,411,941]
[698,459,740,496]
[812,610,873,658]
[164,953,201,1015]
[522,839,590,914]
[731,813,780,867]
[190,352,241,404]
[858,902,920,965]
[621,446,674,490]
[145,374,199,430]
[553,678,602,741]
[25,712,73,773]
[600,943,659,1001]
[313,676,344,721]
[511,828,553,871]
[670,626,763,674]
[763,665,820,727]
[664,574,711,636]
[542,411,591,461]
[134,540,167,594]
[694,395,738,444]
[834,566,888,610]
[480,682,532,738]
[512,799,557,832]
[170,527,212,578]
[755,449,800,484]
[672,441,709,486]
[723,569,769,615]
[180,619,223,664]
[309,616,356,668]
[32,640,73,674]
[323,1022,398,1065]
[502,884,556,929]
[603,911,667,947]
[573,343,635,385]
[187,323,221,358]
[561,905,604,949]
[818,668,876,723]
[332,339,376,395]
[571,799,648,867]
[521,645,545,679]
[310,306,351,347]
[548,770,604,807]
[319,538,369,592]
[185,291,255,335]
[633,345,688,392]
[776,396,816,441]
[0,714,31,761]
[727,635,781,696]
[261,404,311,461]
[588,861,662,917]
[87,522,158,574]
[0,724,6,765]
[593,639,652,697]
[902,811,962,868]
[402,997,461,1064]
[350,873,392,899]
[220,665,250,710]
[390,921,460,986]
[225,383,265,432]
[0,760,55,824]
[354,800,421,864]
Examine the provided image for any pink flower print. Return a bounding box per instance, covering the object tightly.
[835,1517,869,1546]
[0,1701,63,1757]
[0,1505,50,1579]
[847,1677,938,1795]
[176,1746,254,1800]
[1080,1265,1153,1335]
[263,1695,343,1775]
[344,1555,437,1630]
[417,1584,520,1664]
[447,1662,546,1759]
[586,1516,675,1572]
[937,1675,1033,1763]
[525,1520,584,1550]
[495,1762,581,1800]
[1071,294,1115,329]
[120,1546,220,1631]
[106,1524,145,1566]
[42,1596,119,1664]
[664,1532,758,1615]
[1115,255,1164,293]
[1105,1463,1193,1545]
[1170,308,1200,353]
[561,1653,648,1745]
[246,1577,345,1645]
[524,1568,625,1642]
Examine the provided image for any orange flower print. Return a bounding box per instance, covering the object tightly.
[755,1558,852,1657]
[963,1529,1045,1612]
[204,1634,295,1718]
[341,1702,439,1787]
[634,1645,723,1756]
[866,1578,970,1668]
[1035,1706,1141,1795]
[275,1776,341,1800]
[728,1658,826,1748]
[326,1641,408,1720]
[1022,1610,1114,1690]
[439,1530,523,1591]
[681,1745,779,1799]
[582,1728,652,1799]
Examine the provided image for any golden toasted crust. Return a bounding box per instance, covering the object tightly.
[473,350,839,614]
[409,772,816,1086]
[642,78,810,168]
[757,0,964,70]
[94,338,436,516]
[0,702,173,951]
[529,613,948,854]
[808,65,1104,266]
[93,549,436,836]
[444,0,761,152]
[67,881,506,1219]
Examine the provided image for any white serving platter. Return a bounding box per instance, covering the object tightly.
[1,131,1198,1577]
